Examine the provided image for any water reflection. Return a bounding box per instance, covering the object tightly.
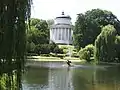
[22,67,49,90]
[1,61,120,90]
[73,64,120,90]
[48,67,73,90]
[23,61,120,90]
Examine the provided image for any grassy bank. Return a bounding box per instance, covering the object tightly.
[27,56,85,62]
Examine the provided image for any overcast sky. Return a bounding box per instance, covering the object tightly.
[31,0,120,24]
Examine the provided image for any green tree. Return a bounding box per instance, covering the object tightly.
[27,18,49,45]
[27,18,50,53]
[30,18,40,26]
[74,9,120,50]
[35,19,49,34]
[0,0,32,68]
[94,25,117,62]
[115,36,120,62]
[0,0,32,89]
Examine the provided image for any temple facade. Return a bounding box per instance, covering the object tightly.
[50,12,73,44]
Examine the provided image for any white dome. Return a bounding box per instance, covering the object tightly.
[55,12,72,25]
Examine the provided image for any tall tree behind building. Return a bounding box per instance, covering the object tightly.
[74,9,120,50]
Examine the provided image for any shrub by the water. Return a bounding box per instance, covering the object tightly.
[79,44,94,62]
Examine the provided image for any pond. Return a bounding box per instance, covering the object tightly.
[22,61,120,90]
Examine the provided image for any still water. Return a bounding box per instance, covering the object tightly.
[22,61,120,90]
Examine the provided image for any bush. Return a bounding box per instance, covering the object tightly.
[35,44,50,54]
[26,42,36,53]
[59,46,68,54]
[79,44,94,62]
[58,45,75,56]
[49,41,57,52]
[26,53,38,56]
[53,46,63,54]
[40,54,50,57]
[72,52,79,58]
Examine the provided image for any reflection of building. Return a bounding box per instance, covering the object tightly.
[50,12,73,44]
[48,68,73,90]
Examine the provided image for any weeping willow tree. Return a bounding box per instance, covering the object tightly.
[94,25,117,62]
[0,0,32,89]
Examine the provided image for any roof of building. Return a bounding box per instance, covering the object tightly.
[56,12,71,19]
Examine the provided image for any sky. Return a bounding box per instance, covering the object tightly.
[31,0,120,25]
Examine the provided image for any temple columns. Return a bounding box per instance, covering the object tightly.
[50,27,72,44]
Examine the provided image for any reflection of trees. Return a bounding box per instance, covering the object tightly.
[73,65,120,90]
[95,66,120,90]
[23,67,49,85]
[73,68,95,90]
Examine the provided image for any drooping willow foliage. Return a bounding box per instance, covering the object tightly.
[0,0,32,89]
[94,25,117,62]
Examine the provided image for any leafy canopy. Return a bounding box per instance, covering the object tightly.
[74,9,120,50]
[94,25,117,62]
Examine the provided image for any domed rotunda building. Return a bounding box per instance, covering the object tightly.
[50,12,73,44]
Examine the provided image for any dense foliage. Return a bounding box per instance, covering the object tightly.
[26,19,63,55]
[27,18,49,45]
[115,36,120,61]
[74,9,120,50]
[79,44,94,62]
[27,18,49,54]
[0,0,32,89]
[94,25,118,62]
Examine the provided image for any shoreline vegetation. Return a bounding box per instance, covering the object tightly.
[27,56,85,62]
[26,56,120,65]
